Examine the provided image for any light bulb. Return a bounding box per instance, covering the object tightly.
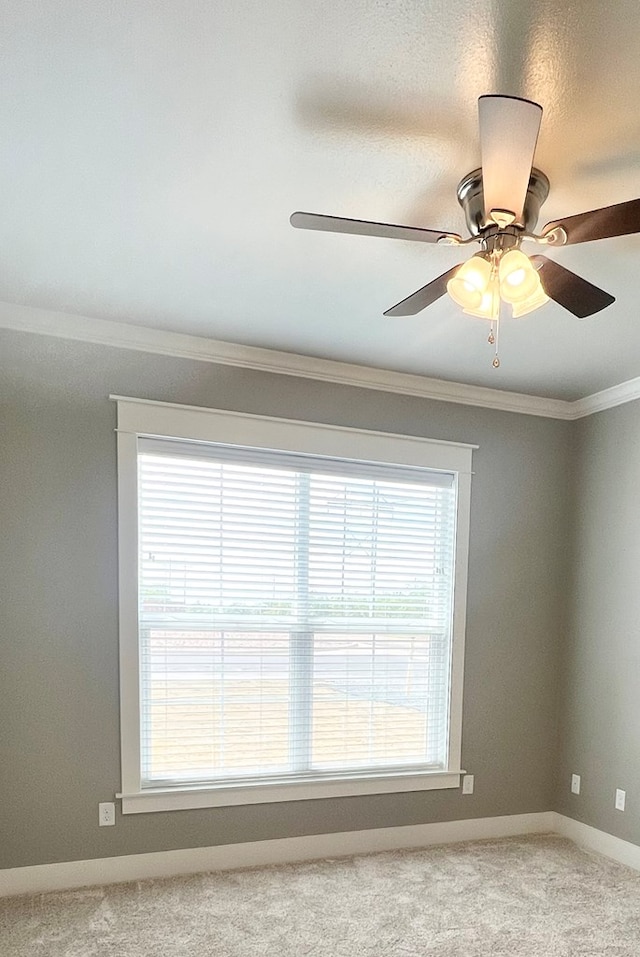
[498,249,539,303]
[511,283,550,317]
[447,255,492,311]
[505,267,526,287]
[463,276,500,319]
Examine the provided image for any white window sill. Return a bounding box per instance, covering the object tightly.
[118,771,462,814]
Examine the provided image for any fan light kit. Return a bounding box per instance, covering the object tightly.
[291,94,640,367]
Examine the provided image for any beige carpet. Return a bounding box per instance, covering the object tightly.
[3,835,640,956]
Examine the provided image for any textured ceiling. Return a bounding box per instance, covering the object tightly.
[2,0,640,400]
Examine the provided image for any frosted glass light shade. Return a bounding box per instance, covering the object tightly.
[511,284,550,317]
[463,277,500,319]
[499,250,540,303]
[447,255,492,311]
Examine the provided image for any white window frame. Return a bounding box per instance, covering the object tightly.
[113,396,475,814]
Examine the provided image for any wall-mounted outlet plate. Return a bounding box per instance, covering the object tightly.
[571,773,581,795]
[462,774,474,794]
[99,801,116,826]
[615,788,626,812]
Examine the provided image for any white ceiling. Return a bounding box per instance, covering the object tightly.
[2,0,640,401]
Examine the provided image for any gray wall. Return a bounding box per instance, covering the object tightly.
[1,328,571,869]
[556,400,640,841]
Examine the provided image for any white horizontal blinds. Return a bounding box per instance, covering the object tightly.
[138,451,299,785]
[137,438,457,788]
[306,473,454,772]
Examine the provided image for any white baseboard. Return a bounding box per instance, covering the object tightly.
[0,812,555,898]
[4,812,638,899]
[553,813,640,871]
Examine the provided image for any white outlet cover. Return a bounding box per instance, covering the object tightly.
[99,801,116,826]
[615,788,626,811]
[462,774,474,795]
[571,773,581,795]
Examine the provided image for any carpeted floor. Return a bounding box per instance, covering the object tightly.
[3,835,640,956]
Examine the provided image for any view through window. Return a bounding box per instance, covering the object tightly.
[137,440,458,789]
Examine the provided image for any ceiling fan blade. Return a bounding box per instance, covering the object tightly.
[383,264,463,317]
[542,197,640,245]
[290,212,461,244]
[478,95,543,224]
[532,255,615,318]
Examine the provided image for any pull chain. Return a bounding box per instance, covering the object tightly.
[488,254,500,368]
[492,316,500,368]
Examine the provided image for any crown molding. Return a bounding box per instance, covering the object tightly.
[569,376,640,419]
[0,299,637,420]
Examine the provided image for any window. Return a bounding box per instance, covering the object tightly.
[115,398,474,813]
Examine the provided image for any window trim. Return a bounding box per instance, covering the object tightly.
[113,396,476,814]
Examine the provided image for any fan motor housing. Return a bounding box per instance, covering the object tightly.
[457,167,550,235]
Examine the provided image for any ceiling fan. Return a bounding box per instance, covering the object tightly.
[291,95,640,366]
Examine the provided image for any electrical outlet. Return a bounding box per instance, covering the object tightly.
[98,802,116,826]
[462,774,474,795]
[615,789,626,812]
[571,773,581,795]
